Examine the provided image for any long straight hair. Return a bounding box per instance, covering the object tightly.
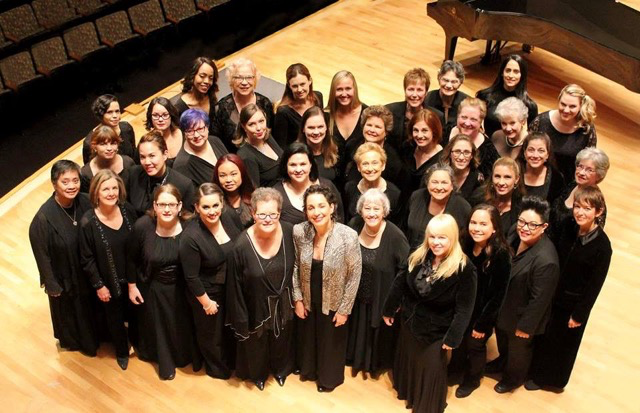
[297,106,338,168]
[326,70,361,140]
[408,214,467,279]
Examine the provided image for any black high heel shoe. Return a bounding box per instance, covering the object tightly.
[254,380,265,391]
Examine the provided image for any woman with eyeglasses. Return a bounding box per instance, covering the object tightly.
[83,94,136,164]
[126,184,197,380]
[173,109,228,187]
[439,134,484,204]
[425,60,469,138]
[125,131,196,217]
[293,185,362,392]
[172,57,219,124]
[212,58,274,152]
[528,186,611,392]
[226,188,296,390]
[146,97,184,166]
[493,196,559,394]
[529,84,597,181]
[516,132,565,203]
[80,126,135,193]
[180,183,242,379]
[79,170,137,370]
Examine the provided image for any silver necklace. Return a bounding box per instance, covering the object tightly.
[56,199,77,226]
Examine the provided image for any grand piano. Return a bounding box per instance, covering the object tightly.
[427,0,640,93]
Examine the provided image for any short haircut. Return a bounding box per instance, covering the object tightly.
[89,169,127,207]
[251,187,283,212]
[179,108,210,131]
[575,147,610,183]
[437,60,465,83]
[574,185,606,213]
[494,97,529,122]
[356,188,391,217]
[361,105,394,134]
[354,142,387,165]
[424,163,457,191]
[403,67,430,89]
[519,195,550,223]
[458,97,487,120]
[279,142,319,182]
[51,160,80,183]
[91,94,118,121]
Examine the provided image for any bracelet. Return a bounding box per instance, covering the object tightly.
[203,301,216,311]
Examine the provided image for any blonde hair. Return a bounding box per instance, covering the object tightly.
[89,169,127,207]
[326,70,361,140]
[458,97,487,121]
[226,57,260,88]
[558,84,596,132]
[354,142,387,165]
[407,214,466,278]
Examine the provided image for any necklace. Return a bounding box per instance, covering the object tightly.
[364,224,382,237]
[56,198,77,226]
[504,134,524,148]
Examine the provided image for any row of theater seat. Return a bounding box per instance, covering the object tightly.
[0,0,230,99]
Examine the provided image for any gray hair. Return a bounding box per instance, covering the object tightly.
[494,97,529,122]
[437,60,465,83]
[226,57,260,87]
[424,163,458,191]
[576,147,610,183]
[356,188,391,218]
[250,187,282,212]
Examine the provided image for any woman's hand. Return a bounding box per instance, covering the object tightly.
[568,317,582,328]
[97,286,111,302]
[333,313,348,327]
[295,301,307,319]
[128,284,144,305]
[442,343,453,350]
[383,316,394,326]
[203,299,218,315]
[515,329,530,339]
[471,329,485,339]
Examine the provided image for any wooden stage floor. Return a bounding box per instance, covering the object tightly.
[2,1,639,411]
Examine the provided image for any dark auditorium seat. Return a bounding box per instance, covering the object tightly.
[128,0,172,37]
[196,0,231,12]
[63,22,109,63]
[31,37,76,77]
[68,0,106,17]
[160,0,203,24]
[95,11,141,49]
[0,5,44,43]
[0,52,44,92]
[32,0,77,30]
[0,27,11,50]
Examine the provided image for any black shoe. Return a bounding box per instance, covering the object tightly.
[254,380,265,391]
[494,381,518,394]
[317,386,334,393]
[455,384,479,398]
[116,356,129,370]
[485,358,505,374]
[161,373,176,381]
[524,380,541,391]
[275,375,286,387]
[292,368,301,375]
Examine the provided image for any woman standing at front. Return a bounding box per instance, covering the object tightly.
[494,196,559,393]
[293,185,362,392]
[179,183,242,379]
[79,170,136,370]
[29,160,99,357]
[383,214,477,413]
[225,188,296,390]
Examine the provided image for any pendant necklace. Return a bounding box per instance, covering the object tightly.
[57,199,77,226]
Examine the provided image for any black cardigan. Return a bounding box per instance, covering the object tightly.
[383,255,477,348]
[172,135,229,187]
[385,100,446,150]
[348,219,410,328]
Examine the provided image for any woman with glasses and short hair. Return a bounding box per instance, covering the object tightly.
[146,97,183,166]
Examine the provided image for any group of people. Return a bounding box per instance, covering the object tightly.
[29,54,612,413]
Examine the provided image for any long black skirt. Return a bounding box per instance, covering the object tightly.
[132,280,156,362]
[48,292,99,356]
[530,306,587,388]
[235,324,294,382]
[346,301,398,373]
[297,306,349,390]
[187,290,232,379]
[393,323,447,413]
[148,280,199,378]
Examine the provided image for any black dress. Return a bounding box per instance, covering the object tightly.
[212,92,274,152]
[82,121,136,165]
[406,190,471,251]
[476,88,538,137]
[236,136,283,188]
[123,165,196,216]
[313,153,339,182]
[523,166,565,204]
[79,203,136,359]
[126,215,199,378]
[273,178,344,225]
[331,104,368,180]
[530,224,611,389]
[80,155,136,193]
[529,111,597,182]
[343,180,402,227]
[424,90,470,140]
[272,91,323,148]
[383,254,477,413]
[400,142,443,195]
[344,141,409,191]
[172,135,229,187]
[476,135,501,179]
[458,167,485,206]
[179,215,242,379]
[449,246,511,387]
[172,95,216,125]
[385,101,446,150]
[346,221,410,374]
[225,223,296,383]
[29,193,99,356]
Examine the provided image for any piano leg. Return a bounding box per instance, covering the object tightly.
[445,34,458,61]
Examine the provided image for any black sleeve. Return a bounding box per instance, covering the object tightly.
[79,217,104,289]
[125,217,146,284]
[29,213,62,294]
[224,245,250,339]
[241,153,261,188]
[382,263,409,317]
[572,241,612,324]
[474,250,511,334]
[179,230,207,298]
[443,263,478,348]
[517,258,560,334]
[272,109,288,148]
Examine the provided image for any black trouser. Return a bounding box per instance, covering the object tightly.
[236,325,294,382]
[498,328,534,386]
[103,294,129,358]
[450,330,491,387]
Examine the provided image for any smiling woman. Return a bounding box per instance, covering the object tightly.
[172,57,220,126]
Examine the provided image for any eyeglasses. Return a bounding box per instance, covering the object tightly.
[516,218,544,230]
[451,149,472,158]
[255,212,279,220]
[151,113,171,120]
[185,126,208,137]
[576,164,596,175]
[155,202,179,210]
[233,75,255,83]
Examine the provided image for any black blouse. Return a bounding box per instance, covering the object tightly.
[330,103,368,177]
[236,136,283,188]
[344,141,409,191]
[385,101,446,150]
[476,87,538,137]
[272,91,323,148]
[343,180,402,227]
[523,166,565,204]
[80,155,136,193]
[272,178,344,225]
[172,95,216,125]
[400,142,443,194]
[424,89,470,139]
[172,135,229,187]
[82,121,136,165]
[212,92,274,152]
[314,153,338,182]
